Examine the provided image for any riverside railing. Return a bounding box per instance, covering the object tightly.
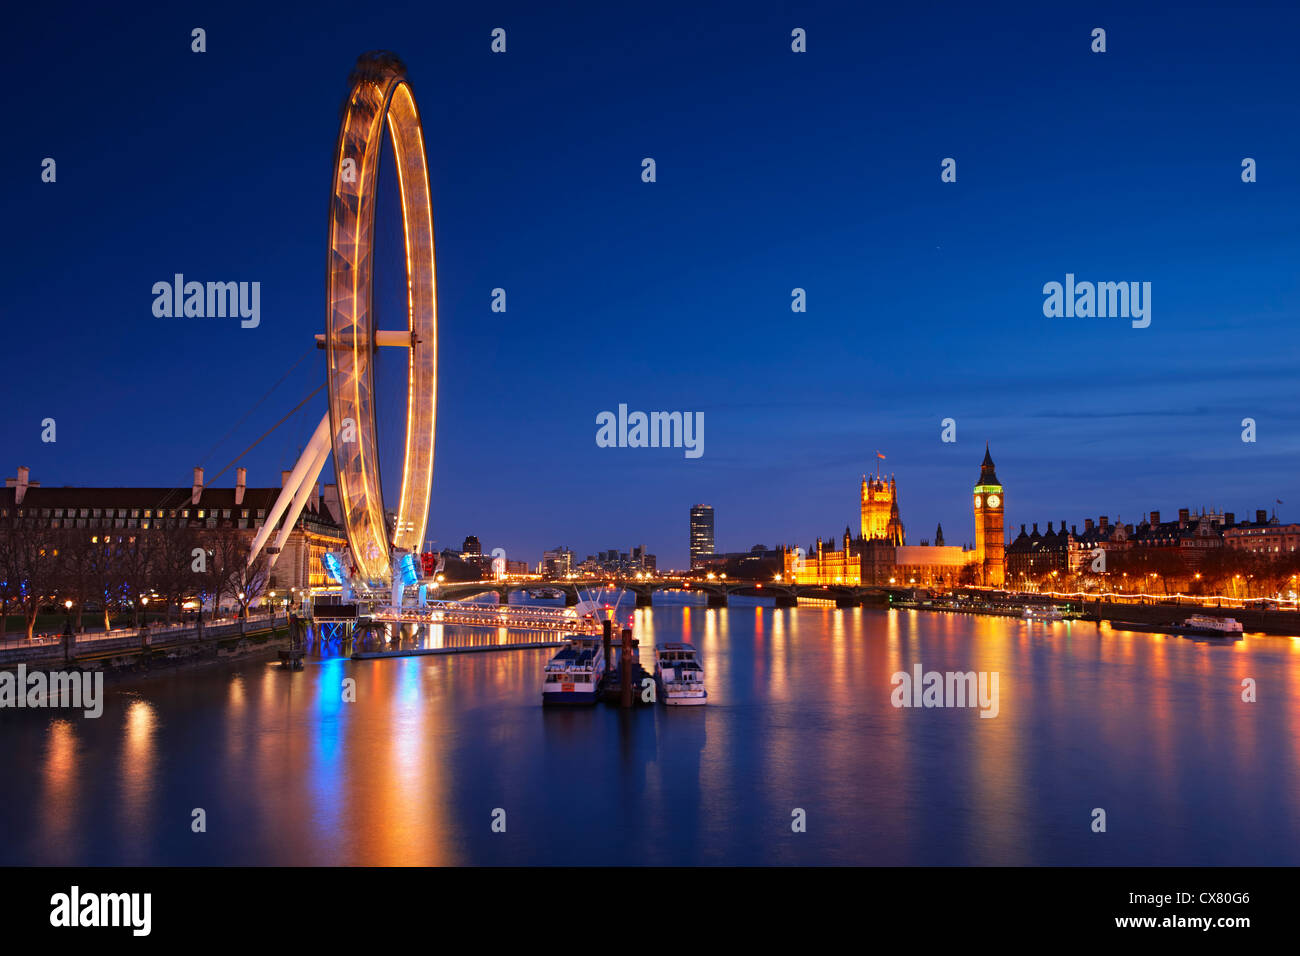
[0,612,288,660]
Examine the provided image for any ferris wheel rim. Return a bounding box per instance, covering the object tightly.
[324,54,437,587]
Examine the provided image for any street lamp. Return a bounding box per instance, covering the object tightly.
[62,599,74,659]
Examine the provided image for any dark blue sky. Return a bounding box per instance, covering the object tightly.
[5,1,1299,568]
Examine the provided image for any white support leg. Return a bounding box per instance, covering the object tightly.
[247,411,332,568]
[266,439,332,573]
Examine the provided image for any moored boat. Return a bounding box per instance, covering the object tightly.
[1023,605,1064,621]
[1111,614,1243,637]
[654,642,707,705]
[542,634,605,704]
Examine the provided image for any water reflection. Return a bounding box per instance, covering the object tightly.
[118,698,157,863]
[1,600,1297,865]
[40,720,79,861]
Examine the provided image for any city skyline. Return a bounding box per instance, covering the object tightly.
[9,447,1293,577]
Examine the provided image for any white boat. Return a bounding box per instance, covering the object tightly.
[654,642,707,706]
[1182,614,1243,636]
[1023,605,1064,621]
[1111,614,1244,637]
[542,634,605,705]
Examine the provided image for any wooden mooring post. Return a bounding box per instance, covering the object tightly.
[620,625,633,708]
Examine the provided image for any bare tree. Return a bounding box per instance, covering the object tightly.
[154,523,202,623]
[210,529,269,619]
[93,534,119,630]
[7,525,60,641]
[0,529,17,639]
[113,532,158,626]
[54,531,105,633]
[200,528,244,617]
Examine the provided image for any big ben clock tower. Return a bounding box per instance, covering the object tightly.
[973,444,1005,588]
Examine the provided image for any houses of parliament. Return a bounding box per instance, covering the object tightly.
[782,447,1006,588]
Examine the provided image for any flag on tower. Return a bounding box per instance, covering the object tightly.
[876,451,886,460]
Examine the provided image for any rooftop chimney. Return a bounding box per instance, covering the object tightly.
[323,484,342,525]
[1099,515,1109,530]
[1085,518,1094,532]
[5,466,37,506]
[1178,508,1189,527]
[191,466,204,506]
[1257,509,1268,524]
[1032,523,1039,534]
[1150,511,1160,525]
[1225,512,1235,527]
[235,467,247,506]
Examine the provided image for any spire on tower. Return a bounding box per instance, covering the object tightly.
[977,443,1000,486]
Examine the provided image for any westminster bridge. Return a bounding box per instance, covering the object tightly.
[435,578,897,609]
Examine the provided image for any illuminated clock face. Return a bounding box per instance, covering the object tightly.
[974,495,982,509]
[987,494,1001,509]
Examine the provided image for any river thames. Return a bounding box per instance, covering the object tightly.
[2,598,1297,866]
